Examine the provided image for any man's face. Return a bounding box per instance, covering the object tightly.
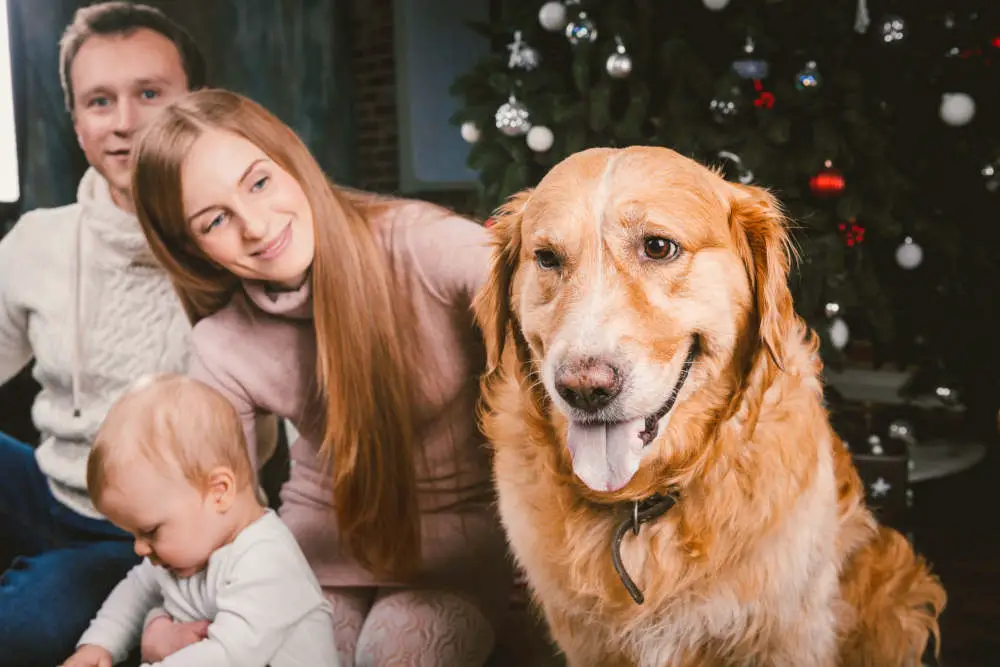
[70,28,190,211]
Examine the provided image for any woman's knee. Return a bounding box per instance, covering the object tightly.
[324,586,375,667]
[355,589,495,667]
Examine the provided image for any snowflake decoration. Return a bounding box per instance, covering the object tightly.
[508,31,541,70]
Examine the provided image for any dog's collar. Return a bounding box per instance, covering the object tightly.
[611,492,677,605]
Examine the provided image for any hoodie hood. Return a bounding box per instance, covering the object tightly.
[77,167,159,266]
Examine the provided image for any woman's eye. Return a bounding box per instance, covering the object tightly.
[535,249,561,270]
[250,176,269,193]
[643,237,680,261]
[204,212,226,233]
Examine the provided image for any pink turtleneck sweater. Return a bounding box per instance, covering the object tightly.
[189,200,512,613]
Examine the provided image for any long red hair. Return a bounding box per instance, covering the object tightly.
[132,89,420,578]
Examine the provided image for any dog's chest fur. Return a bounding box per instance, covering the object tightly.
[493,418,843,667]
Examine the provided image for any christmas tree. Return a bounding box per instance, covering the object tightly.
[450,0,1000,411]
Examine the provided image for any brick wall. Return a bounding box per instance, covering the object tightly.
[349,0,477,216]
[350,0,400,193]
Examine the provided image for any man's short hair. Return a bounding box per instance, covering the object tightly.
[59,1,206,112]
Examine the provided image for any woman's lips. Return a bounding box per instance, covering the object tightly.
[253,223,292,260]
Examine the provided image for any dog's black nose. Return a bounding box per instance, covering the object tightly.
[555,357,623,412]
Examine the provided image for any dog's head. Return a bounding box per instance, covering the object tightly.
[476,146,796,496]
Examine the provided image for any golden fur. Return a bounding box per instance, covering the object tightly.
[474,146,945,666]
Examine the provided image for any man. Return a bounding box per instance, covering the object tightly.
[0,4,204,664]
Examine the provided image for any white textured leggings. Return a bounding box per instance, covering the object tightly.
[325,587,496,667]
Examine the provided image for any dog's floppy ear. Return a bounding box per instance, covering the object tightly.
[473,189,531,379]
[728,183,796,371]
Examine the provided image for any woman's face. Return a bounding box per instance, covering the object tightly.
[181,129,315,289]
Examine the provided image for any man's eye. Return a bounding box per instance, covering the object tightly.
[140,89,160,101]
[88,97,110,108]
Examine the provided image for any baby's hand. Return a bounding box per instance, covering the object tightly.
[61,644,113,667]
[141,616,211,662]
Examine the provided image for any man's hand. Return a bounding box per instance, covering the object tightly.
[61,644,113,667]
[140,616,211,662]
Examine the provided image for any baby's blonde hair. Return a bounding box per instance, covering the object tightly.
[88,373,255,507]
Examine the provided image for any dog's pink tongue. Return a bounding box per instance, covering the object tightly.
[566,418,646,492]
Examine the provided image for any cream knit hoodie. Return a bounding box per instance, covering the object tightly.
[0,168,190,518]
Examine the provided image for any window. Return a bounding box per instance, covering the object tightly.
[0,0,19,204]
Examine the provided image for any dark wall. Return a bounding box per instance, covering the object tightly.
[6,0,356,218]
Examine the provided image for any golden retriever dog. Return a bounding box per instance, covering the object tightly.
[474,146,945,667]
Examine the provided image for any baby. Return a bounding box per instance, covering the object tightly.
[62,374,338,667]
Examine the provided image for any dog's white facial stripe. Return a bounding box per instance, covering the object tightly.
[591,154,620,290]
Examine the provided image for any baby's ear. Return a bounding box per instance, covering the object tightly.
[205,467,237,511]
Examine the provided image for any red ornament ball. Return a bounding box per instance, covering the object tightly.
[810,165,846,197]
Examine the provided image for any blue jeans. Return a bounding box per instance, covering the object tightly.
[0,432,140,667]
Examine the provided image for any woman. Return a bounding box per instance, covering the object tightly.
[131,89,512,666]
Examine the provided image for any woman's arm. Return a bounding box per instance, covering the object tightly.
[188,349,265,471]
[404,211,493,310]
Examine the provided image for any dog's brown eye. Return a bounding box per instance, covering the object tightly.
[535,249,561,270]
[643,237,679,261]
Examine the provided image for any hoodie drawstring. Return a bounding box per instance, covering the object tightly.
[72,211,84,418]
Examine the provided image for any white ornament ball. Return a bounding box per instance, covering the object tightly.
[829,317,850,350]
[702,0,732,10]
[538,1,567,32]
[460,121,480,144]
[940,92,975,126]
[895,236,923,270]
[526,125,554,153]
[606,52,633,79]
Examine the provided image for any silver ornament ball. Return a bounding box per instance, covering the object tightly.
[795,61,822,91]
[981,160,1000,193]
[495,98,531,137]
[824,301,841,318]
[565,12,598,45]
[606,52,632,79]
[879,14,907,44]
